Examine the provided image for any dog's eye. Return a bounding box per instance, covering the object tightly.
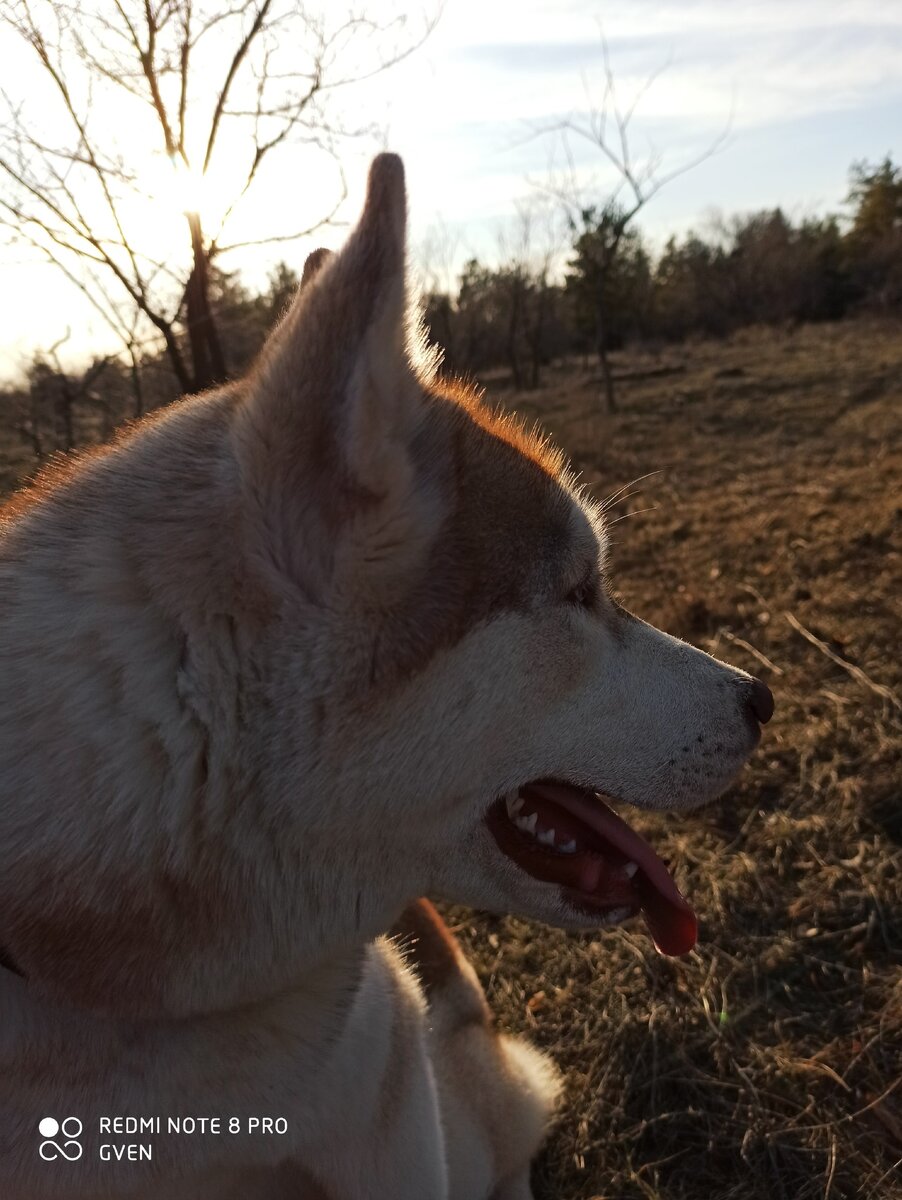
[564,568,599,609]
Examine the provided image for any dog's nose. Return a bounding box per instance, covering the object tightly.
[747,677,775,725]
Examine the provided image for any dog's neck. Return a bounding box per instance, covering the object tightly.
[0,772,412,1019]
[0,450,419,1020]
[1,581,406,1050]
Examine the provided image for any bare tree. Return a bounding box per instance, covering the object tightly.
[22,328,112,454]
[539,32,729,412]
[492,214,530,390]
[493,200,563,390]
[0,0,437,393]
[415,216,463,367]
[510,199,564,389]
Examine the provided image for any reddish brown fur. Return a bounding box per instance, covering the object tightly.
[391,899,489,1026]
[391,899,466,996]
[3,849,245,1011]
[435,375,566,482]
[349,380,594,694]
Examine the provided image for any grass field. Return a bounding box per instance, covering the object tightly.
[1,319,899,1199]
[449,320,902,1200]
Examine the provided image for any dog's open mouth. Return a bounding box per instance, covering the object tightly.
[485,780,697,956]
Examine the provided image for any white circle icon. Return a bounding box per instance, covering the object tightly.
[38,1116,83,1161]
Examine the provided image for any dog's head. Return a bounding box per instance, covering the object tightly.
[232,154,772,958]
[0,155,771,1014]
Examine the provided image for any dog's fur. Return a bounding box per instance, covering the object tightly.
[0,154,764,1198]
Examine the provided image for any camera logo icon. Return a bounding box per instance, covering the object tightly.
[38,1116,83,1161]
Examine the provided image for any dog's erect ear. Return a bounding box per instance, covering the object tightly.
[300,247,332,289]
[235,154,441,601]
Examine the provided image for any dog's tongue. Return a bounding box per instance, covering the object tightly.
[523,783,698,956]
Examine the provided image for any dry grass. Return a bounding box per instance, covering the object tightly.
[1,319,899,1199]
[449,319,902,1200]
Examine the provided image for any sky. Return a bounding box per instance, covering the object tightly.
[1,0,901,379]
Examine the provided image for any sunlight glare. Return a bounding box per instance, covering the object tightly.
[162,159,211,220]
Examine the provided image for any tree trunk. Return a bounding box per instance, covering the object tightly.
[598,343,616,413]
[594,232,625,413]
[128,345,144,418]
[528,283,547,390]
[506,278,524,390]
[184,211,226,392]
[54,377,76,450]
[25,391,44,458]
[595,306,617,413]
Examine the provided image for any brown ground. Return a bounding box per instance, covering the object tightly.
[1,319,900,1199]
[450,319,902,1200]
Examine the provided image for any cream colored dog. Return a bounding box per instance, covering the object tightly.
[0,153,772,1199]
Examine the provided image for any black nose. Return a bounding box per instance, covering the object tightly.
[748,677,775,724]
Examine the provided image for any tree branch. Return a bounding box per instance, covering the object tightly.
[203,0,273,172]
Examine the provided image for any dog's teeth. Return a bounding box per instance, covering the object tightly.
[537,828,556,847]
[605,907,633,926]
[523,812,537,834]
[509,796,524,815]
[623,861,639,879]
[559,839,577,854]
[515,815,531,832]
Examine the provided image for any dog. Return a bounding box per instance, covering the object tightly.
[0,152,772,1199]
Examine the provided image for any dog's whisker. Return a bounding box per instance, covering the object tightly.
[600,471,657,506]
[600,487,645,512]
[606,505,659,526]
[599,471,661,513]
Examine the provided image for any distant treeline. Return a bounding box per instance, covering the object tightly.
[1,157,899,464]
[0,263,300,462]
[422,157,902,388]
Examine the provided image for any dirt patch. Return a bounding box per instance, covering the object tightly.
[451,319,902,1200]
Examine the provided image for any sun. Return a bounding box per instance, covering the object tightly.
[140,150,236,236]
[158,158,216,223]
[169,160,209,217]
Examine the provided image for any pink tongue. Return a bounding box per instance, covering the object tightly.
[524,783,698,956]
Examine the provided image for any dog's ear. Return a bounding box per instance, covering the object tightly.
[300,247,332,289]
[235,154,441,602]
